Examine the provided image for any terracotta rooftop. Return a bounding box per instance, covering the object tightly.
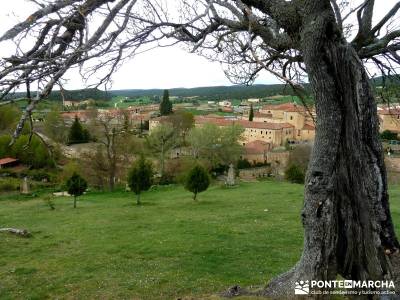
[378,108,400,115]
[302,123,316,130]
[261,103,312,113]
[254,112,273,118]
[0,157,19,165]
[61,111,89,118]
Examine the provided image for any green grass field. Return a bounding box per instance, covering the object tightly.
[1,181,400,299]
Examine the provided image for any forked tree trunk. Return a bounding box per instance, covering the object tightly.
[265,2,399,298]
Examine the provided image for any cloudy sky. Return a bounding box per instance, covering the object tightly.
[0,1,398,90]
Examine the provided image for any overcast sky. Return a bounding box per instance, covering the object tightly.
[0,1,398,90]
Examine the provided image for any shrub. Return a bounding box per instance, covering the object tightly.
[288,144,312,173]
[127,156,153,205]
[237,159,251,169]
[8,134,54,169]
[381,130,398,141]
[164,157,198,184]
[66,172,87,208]
[0,178,20,192]
[184,165,210,201]
[27,170,53,182]
[68,116,90,144]
[285,164,305,184]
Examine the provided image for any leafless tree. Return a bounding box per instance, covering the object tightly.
[1,0,400,297]
[86,108,136,190]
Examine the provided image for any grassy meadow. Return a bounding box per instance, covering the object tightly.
[1,181,400,299]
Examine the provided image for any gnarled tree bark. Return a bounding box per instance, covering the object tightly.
[264,2,400,297]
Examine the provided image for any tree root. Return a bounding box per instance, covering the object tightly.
[220,285,250,297]
[0,228,31,237]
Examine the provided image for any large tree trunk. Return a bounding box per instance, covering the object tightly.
[265,2,399,298]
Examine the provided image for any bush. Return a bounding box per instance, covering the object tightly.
[66,172,88,208]
[68,116,90,145]
[381,130,398,141]
[0,168,18,178]
[127,156,153,205]
[237,159,251,169]
[4,134,55,169]
[184,165,210,201]
[285,164,305,184]
[0,178,20,192]
[288,144,312,173]
[27,170,53,182]
[164,157,198,184]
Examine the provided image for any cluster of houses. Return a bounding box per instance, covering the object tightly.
[150,102,317,164]
[57,100,400,166]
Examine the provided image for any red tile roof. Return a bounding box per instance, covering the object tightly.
[302,124,315,130]
[0,157,19,165]
[261,103,311,113]
[61,111,88,119]
[379,109,400,115]
[254,112,273,118]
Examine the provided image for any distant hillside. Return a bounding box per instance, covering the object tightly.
[3,88,111,101]
[2,76,398,104]
[110,84,304,100]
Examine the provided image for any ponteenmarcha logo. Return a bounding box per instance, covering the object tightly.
[294,279,395,295]
[295,280,310,294]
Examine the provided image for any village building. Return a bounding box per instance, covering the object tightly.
[218,100,232,107]
[378,108,400,135]
[64,99,94,107]
[247,98,260,103]
[61,108,150,126]
[242,140,271,164]
[255,103,316,142]
[0,157,19,169]
[150,115,295,147]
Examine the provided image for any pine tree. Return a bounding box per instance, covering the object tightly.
[68,116,84,144]
[184,165,210,201]
[66,172,88,208]
[249,104,254,122]
[159,89,172,115]
[127,156,153,205]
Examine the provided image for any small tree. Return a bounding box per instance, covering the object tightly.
[127,156,153,205]
[146,124,176,181]
[66,172,87,208]
[381,130,398,141]
[284,164,305,184]
[159,89,172,116]
[248,104,254,122]
[184,165,210,201]
[68,116,89,144]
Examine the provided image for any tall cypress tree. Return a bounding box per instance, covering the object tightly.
[249,104,254,121]
[68,115,88,144]
[160,89,172,115]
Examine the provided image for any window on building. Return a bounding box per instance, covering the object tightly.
[290,116,293,120]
